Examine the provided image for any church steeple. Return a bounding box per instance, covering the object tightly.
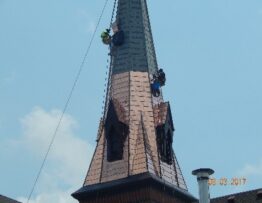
[72,0,197,202]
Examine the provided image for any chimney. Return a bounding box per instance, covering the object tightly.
[192,168,214,203]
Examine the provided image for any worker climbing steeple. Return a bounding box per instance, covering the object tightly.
[101,23,125,50]
[73,0,196,202]
[151,68,166,97]
[101,29,111,45]
[101,0,125,58]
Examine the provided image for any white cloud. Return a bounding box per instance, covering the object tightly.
[16,107,94,203]
[238,160,262,177]
[18,189,76,203]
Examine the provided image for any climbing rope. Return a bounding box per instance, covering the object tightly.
[101,0,118,120]
[26,1,110,202]
[109,0,118,31]
[101,56,110,116]
[102,53,114,120]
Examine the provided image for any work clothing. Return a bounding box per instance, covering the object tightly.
[112,30,125,46]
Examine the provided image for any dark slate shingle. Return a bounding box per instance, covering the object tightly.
[0,195,21,203]
[112,0,158,75]
[211,188,262,203]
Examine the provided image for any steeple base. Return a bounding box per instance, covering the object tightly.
[72,173,197,203]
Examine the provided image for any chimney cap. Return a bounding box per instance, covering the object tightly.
[192,168,214,176]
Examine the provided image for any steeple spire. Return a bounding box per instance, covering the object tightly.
[112,0,158,74]
[72,1,197,202]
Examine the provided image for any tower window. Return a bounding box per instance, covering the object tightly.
[104,100,128,162]
[165,130,173,164]
[107,126,124,162]
[156,126,173,165]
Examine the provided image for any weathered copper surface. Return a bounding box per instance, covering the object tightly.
[84,71,187,190]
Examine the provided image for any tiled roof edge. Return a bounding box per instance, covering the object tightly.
[211,188,262,200]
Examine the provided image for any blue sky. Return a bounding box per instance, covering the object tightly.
[0,0,262,202]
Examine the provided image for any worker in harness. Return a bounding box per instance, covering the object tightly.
[151,79,161,97]
[101,22,125,46]
[101,29,111,45]
[150,69,166,97]
[111,22,124,46]
[158,69,166,86]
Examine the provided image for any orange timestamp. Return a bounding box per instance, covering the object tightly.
[208,177,247,186]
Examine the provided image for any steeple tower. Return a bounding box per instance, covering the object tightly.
[72,0,197,202]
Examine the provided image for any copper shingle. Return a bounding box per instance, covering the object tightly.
[83,71,187,191]
[153,102,169,127]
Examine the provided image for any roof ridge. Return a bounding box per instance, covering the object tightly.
[0,194,21,203]
[212,187,262,199]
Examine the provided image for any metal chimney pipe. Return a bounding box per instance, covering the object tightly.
[192,168,214,203]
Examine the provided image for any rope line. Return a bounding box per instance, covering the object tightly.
[26,1,110,202]
[101,54,110,117]
[109,0,118,30]
[101,0,118,120]
[102,52,114,120]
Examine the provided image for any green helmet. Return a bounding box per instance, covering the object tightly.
[101,32,107,38]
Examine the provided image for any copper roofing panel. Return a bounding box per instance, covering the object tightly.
[111,98,127,124]
[83,71,187,191]
[153,102,169,127]
[84,130,105,186]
